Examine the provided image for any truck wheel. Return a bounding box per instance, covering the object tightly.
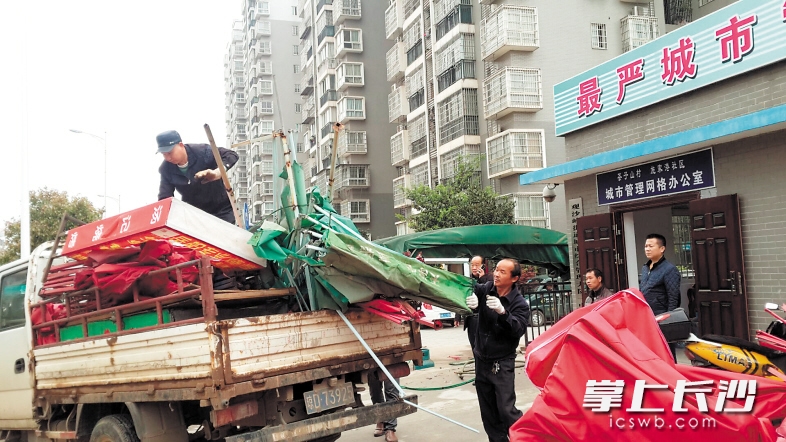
[90,414,140,442]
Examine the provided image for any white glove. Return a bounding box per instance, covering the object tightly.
[466,293,479,310]
[486,296,505,315]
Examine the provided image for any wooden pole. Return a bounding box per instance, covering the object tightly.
[327,122,343,203]
[204,123,243,227]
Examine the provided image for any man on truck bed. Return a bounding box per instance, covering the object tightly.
[156,129,238,223]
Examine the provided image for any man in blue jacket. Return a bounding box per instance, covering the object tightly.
[156,130,239,224]
[640,233,681,360]
[466,258,530,442]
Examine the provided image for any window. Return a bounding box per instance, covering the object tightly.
[348,200,370,222]
[293,25,299,36]
[293,45,299,55]
[292,6,298,15]
[259,80,273,94]
[591,23,607,49]
[296,103,302,113]
[297,142,304,153]
[234,61,244,70]
[258,21,271,34]
[347,166,368,186]
[410,163,429,187]
[511,193,549,228]
[339,62,364,85]
[0,268,27,330]
[486,129,544,178]
[698,0,715,5]
[294,64,300,74]
[295,83,301,93]
[259,61,272,74]
[260,100,273,114]
[237,124,247,135]
[340,97,365,119]
[259,1,270,15]
[671,204,694,277]
[260,120,274,133]
[341,29,362,50]
[259,41,272,54]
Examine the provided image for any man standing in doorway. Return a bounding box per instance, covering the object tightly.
[466,259,529,442]
[640,233,681,360]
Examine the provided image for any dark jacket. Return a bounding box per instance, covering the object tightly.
[589,285,614,305]
[158,144,238,221]
[472,281,530,361]
[640,257,681,315]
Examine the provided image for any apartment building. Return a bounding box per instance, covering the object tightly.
[224,0,302,226]
[386,0,735,236]
[298,0,398,240]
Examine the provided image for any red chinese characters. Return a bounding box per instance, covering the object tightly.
[616,58,645,104]
[715,14,758,63]
[576,77,603,117]
[661,37,697,85]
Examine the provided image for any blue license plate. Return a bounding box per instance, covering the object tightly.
[303,383,355,415]
[440,313,452,318]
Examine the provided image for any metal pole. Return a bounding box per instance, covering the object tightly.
[327,122,343,202]
[103,131,107,215]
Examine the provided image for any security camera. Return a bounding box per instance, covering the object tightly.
[542,184,557,203]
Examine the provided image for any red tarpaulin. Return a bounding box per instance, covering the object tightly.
[512,289,786,442]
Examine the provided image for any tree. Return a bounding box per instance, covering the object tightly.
[402,157,515,231]
[0,188,103,264]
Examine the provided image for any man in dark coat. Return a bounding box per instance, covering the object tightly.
[156,130,238,224]
[466,258,530,442]
[585,268,614,305]
[640,233,681,360]
[465,255,492,350]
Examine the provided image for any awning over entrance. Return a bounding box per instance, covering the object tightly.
[374,224,570,276]
[519,103,786,185]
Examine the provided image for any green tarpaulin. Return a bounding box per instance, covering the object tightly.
[374,224,570,276]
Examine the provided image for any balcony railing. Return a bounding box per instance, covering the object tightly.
[301,45,314,69]
[435,1,472,41]
[336,164,370,190]
[301,76,314,96]
[320,89,338,107]
[403,0,420,20]
[486,129,544,179]
[385,1,404,40]
[437,60,475,93]
[335,0,361,24]
[318,25,335,44]
[621,14,658,53]
[321,121,335,139]
[390,130,410,166]
[408,89,425,111]
[338,131,367,157]
[483,67,542,119]
[410,135,427,158]
[393,174,411,208]
[388,86,409,123]
[386,42,406,81]
[480,5,539,61]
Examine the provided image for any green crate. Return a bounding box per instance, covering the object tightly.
[60,310,172,342]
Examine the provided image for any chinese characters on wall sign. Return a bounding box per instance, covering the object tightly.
[555,0,785,136]
[596,149,715,205]
[568,198,583,295]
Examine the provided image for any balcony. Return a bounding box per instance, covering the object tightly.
[393,174,411,208]
[337,62,364,91]
[621,13,658,53]
[321,121,335,139]
[408,89,425,111]
[340,200,370,223]
[336,28,362,57]
[403,0,420,21]
[316,0,333,15]
[318,57,338,81]
[406,40,423,66]
[318,25,335,44]
[302,96,316,124]
[337,96,365,123]
[301,45,314,70]
[437,60,475,93]
[390,129,410,166]
[301,75,314,96]
[338,131,367,157]
[483,67,542,119]
[334,0,361,24]
[336,164,370,190]
[481,6,539,61]
[385,1,404,40]
[300,22,312,40]
[256,21,272,36]
[485,129,544,179]
[320,89,338,108]
[386,42,406,82]
[435,0,472,41]
[388,85,409,123]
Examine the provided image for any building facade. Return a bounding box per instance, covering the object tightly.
[385,0,737,236]
[521,0,784,337]
[224,0,302,226]
[298,0,398,239]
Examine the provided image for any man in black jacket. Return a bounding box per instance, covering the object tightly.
[640,233,681,360]
[156,130,239,224]
[465,255,492,350]
[466,258,530,442]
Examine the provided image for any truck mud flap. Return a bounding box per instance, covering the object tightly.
[226,395,418,442]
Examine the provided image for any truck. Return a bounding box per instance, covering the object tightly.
[0,239,422,442]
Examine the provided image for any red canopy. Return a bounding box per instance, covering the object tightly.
[512,289,786,442]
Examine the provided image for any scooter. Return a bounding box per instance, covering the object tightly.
[657,303,786,382]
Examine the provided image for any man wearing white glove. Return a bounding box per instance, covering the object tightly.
[467,258,530,442]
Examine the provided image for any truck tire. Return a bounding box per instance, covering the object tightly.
[90,414,140,442]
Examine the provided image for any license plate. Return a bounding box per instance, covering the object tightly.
[440,313,452,318]
[304,383,355,415]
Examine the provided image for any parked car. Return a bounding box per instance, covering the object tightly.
[525,278,572,327]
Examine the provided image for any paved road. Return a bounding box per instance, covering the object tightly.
[340,326,537,442]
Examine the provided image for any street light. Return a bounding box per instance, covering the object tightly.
[70,129,107,215]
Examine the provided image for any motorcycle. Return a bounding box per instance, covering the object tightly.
[657,303,786,382]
